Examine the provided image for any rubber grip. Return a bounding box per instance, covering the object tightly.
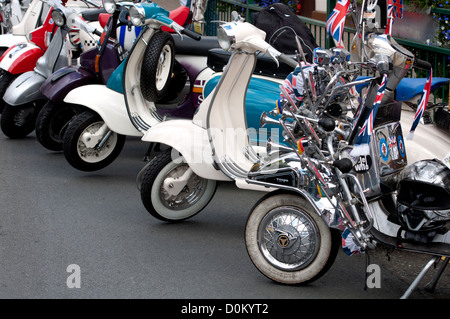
[279,54,298,68]
[182,29,201,41]
[414,58,432,70]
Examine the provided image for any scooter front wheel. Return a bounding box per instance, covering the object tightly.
[1,102,42,138]
[63,110,126,171]
[245,193,340,285]
[140,151,217,222]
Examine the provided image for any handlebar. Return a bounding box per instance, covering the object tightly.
[181,28,201,41]
[279,53,298,69]
[414,58,432,71]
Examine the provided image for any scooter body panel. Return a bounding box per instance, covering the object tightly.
[204,73,283,135]
[0,42,44,74]
[141,119,232,181]
[63,84,142,136]
[3,70,45,105]
[0,34,28,51]
[40,65,98,101]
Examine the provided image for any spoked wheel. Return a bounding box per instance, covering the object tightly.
[245,193,340,285]
[140,31,175,102]
[0,70,17,113]
[62,110,126,171]
[35,101,81,151]
[1,102,42,138]
[140,150,217,222]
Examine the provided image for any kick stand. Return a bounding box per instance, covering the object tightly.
[424,257,449,293]
[400,256,439,299]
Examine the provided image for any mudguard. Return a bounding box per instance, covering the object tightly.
[0,42,44,74]
[141,120,232,181]
[63,84,142,136]
[3,70,46,106]
[40,65,98,101]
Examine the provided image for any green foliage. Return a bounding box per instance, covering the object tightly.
[406,0,450,47]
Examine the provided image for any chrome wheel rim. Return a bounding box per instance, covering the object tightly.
[159,163,207,211]
[77,122,117,163]
[155,44,172,91]
[258,206,320,271]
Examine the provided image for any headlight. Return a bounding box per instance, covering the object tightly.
[217,25,234,51]
[129,5,145,26]
[102,0,116,14]
[51,9,65,27]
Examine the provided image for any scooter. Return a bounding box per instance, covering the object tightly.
[60,0,216,172]
[0,0,103,113]
[243,0,450,299]
[0,0,102,138]
[35,0,137,151]
[0,0,53,113]
[136,12,297,222]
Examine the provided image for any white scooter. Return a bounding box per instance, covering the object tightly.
[137,12,297,222]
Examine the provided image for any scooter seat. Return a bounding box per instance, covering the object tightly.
[172,34,220,56]
[81,8,107,22]
[207,48,294,79]
[396,77,449,101]
[164,6,191,30]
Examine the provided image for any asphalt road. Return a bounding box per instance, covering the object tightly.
[0,112,449,301]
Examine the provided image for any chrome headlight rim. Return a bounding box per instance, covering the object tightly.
[51,8,66,27]
[129,5,145,27]
[102,0,116,14]
[217,25,235,51]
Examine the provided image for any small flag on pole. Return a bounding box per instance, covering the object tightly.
[407,69,432,140]
[350,74,388,157]
[326,0,350,48]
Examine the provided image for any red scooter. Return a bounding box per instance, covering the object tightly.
[0,0,55,112]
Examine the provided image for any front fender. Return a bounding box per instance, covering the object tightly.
[3,71,46,106]
[142,120,232,181]
[63,84,142,137]
[41,65,98,101]
[0,42,44,74]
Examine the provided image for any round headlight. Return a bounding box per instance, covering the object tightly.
[102,0,116,14]
[217,26,232,51]
[51,9,65,27]
[129,5,145,26]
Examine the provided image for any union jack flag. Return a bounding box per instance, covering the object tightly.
[393,0,403,19]
[326,0,350,48]
[351,74,388,157]
[408,69,432,140]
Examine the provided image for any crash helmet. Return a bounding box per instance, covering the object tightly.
[396,159,450,231]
